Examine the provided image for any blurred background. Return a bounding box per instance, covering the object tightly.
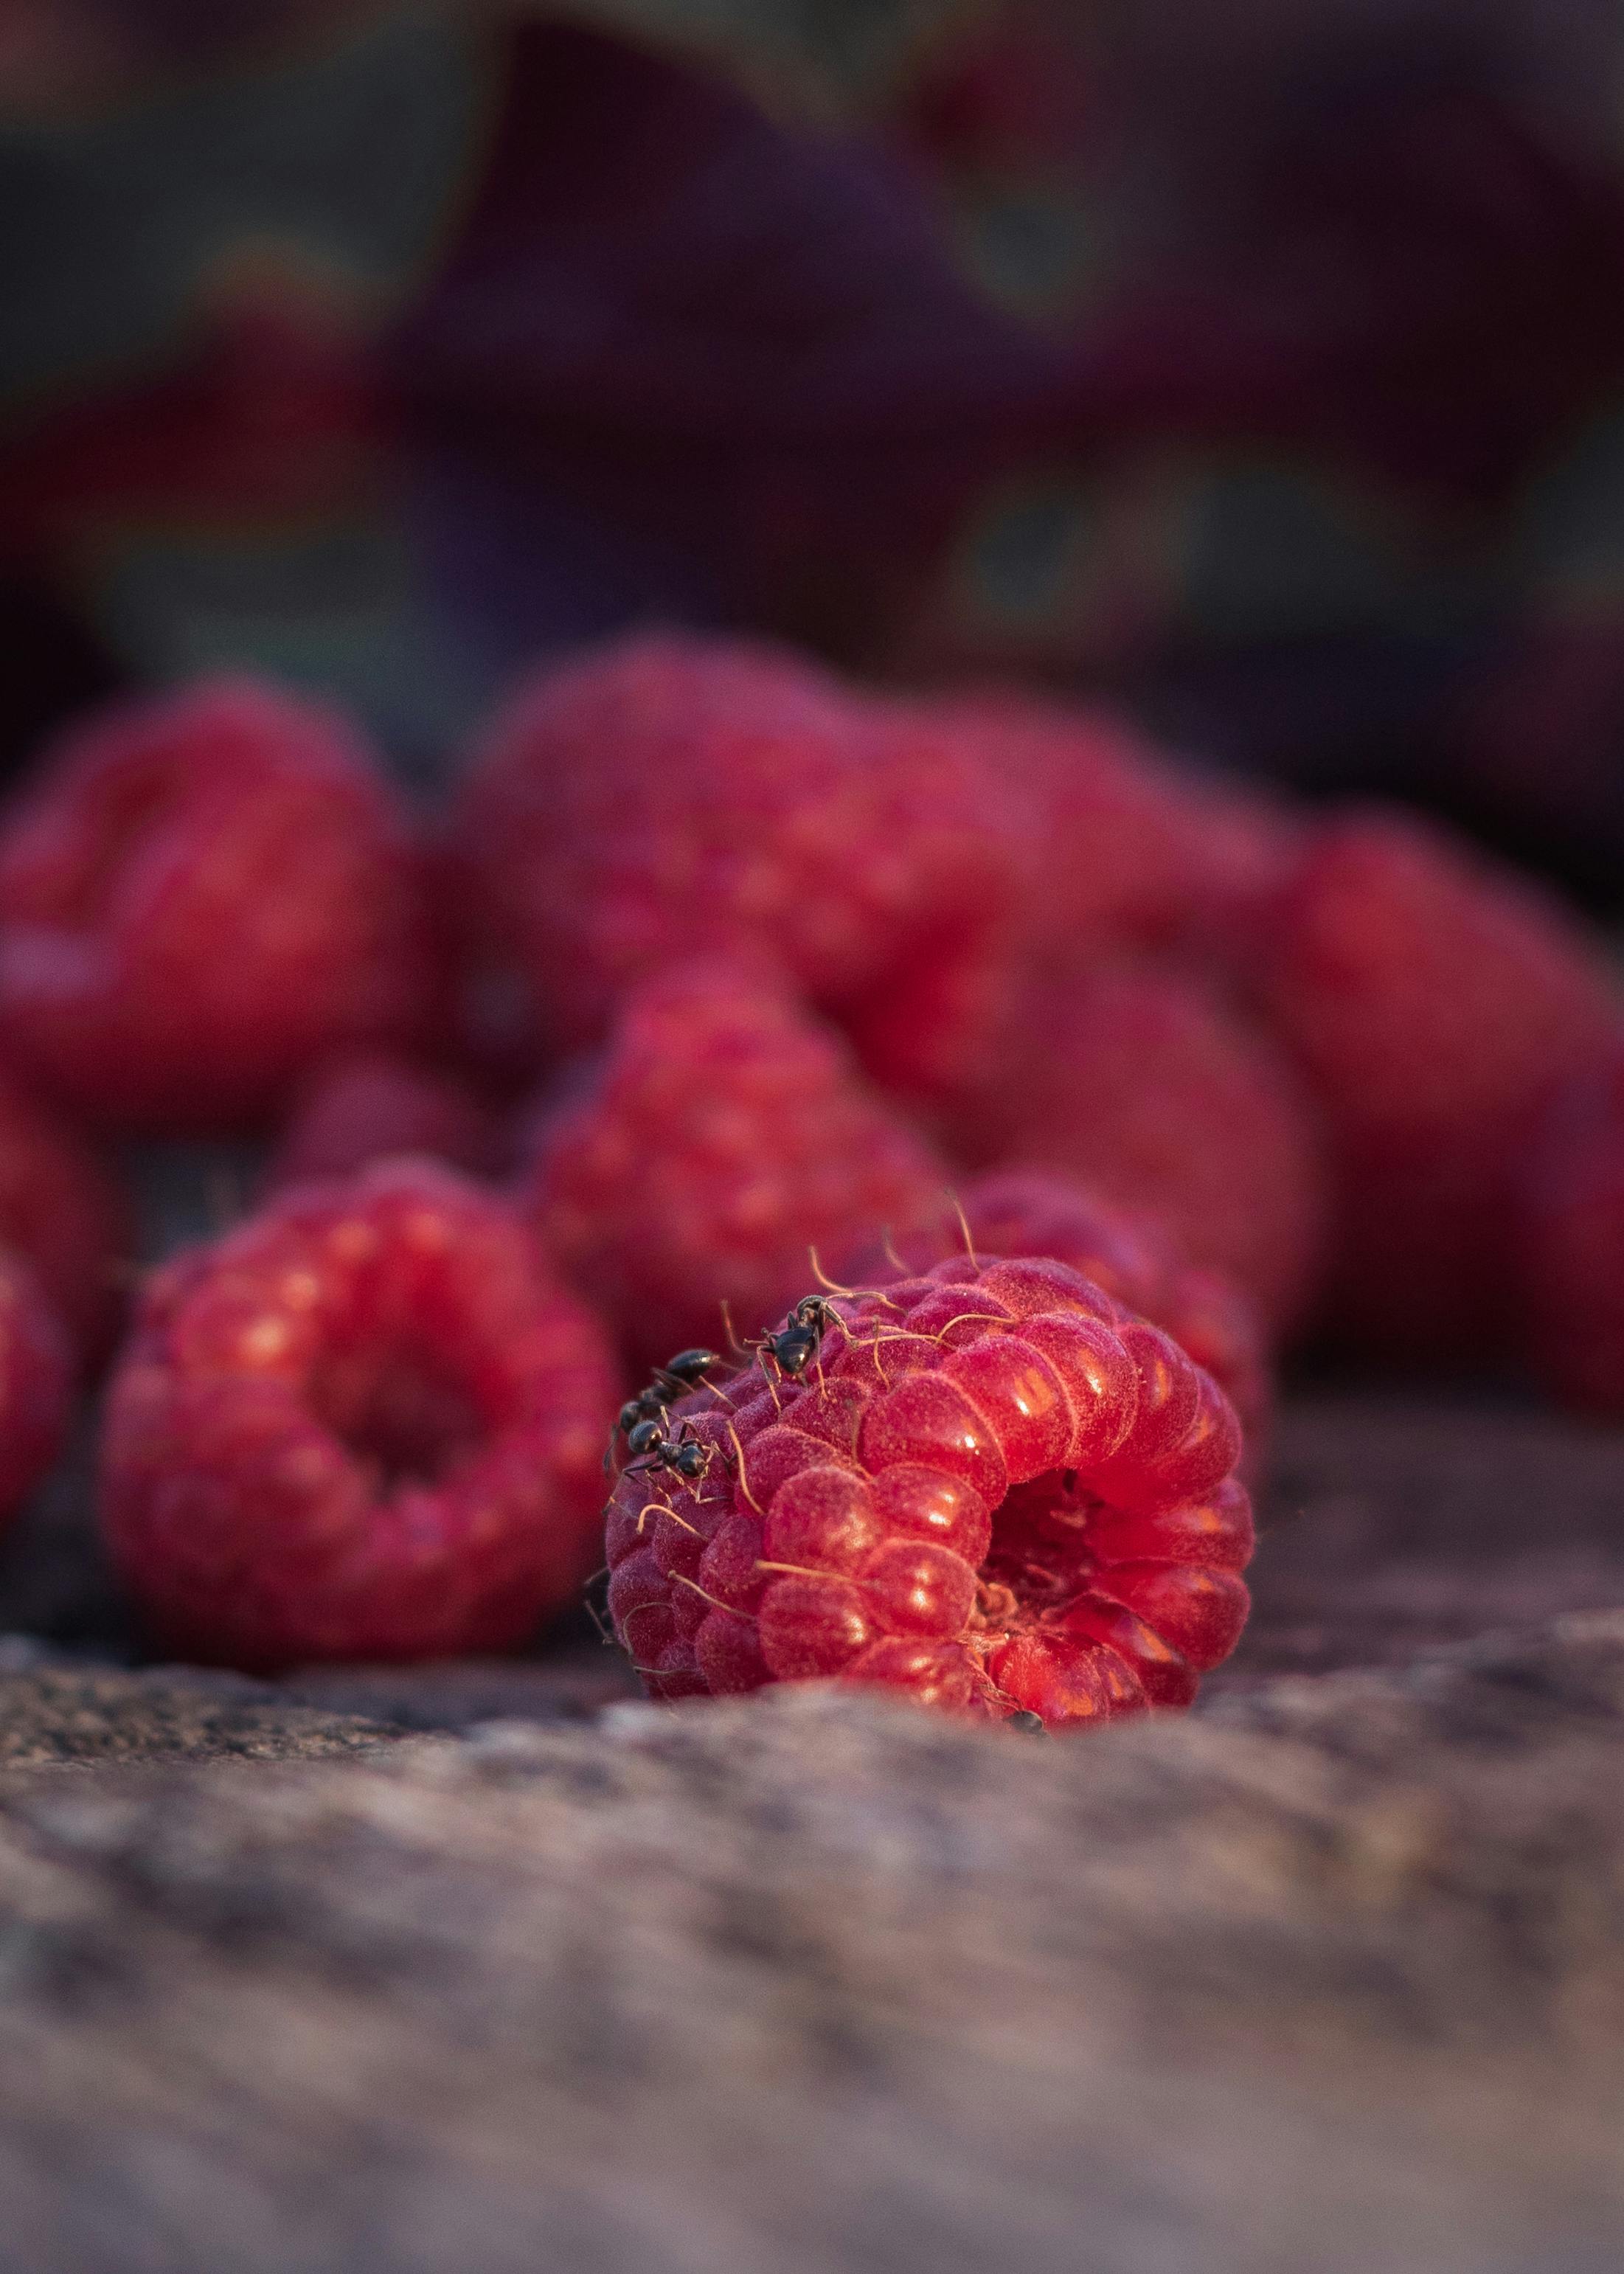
[5,0,1624,901]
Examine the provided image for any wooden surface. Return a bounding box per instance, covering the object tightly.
[0,1392,1618,2271]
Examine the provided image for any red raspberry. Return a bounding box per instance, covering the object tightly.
[1518,1041,1624,1412]
[0,1067,129,1368]
[524,963,948,1371]
[605,1255,1252,1725]
[0,676,431,1132]
[268,1050,503,1193]
[926,689,1303,970]
[0,1252,72,1531]
[839,1168,1273,1456]
[1260,808,1617,1356]
[931,958,1328,1331]
[448,634,1024,1092]
[100,1159,620,1668]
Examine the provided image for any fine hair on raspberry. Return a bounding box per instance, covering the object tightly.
[605,1251,1251,1727]
[100,1159,620,1668]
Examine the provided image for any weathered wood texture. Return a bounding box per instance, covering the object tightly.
[0,1391,1615,2270]
[0,1620,1617,2271]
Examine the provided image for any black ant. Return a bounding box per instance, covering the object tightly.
[757,1296,840,1379]
[605,1348,719,1470]
[623,1418,709,1482]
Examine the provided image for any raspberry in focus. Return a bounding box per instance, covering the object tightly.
[932,958,1328,1331]
[0,676,432,1132]
[605,1255,1251,1724]
[448,634,1025,1088]
[525,962,949,1370]
[0,1252,72,1532]
[100,1159,620,1667]
[1260,807,1618,1356]
[268,1050,503,1192]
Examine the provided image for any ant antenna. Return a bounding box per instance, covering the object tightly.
[944,1189,979,1268]
[806,1247,859,1297]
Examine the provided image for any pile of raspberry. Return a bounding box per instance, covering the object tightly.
[0,629,1615,1722]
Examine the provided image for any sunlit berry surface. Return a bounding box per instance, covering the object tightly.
[606,1254,1250,1728]
[100,1161,620,1668]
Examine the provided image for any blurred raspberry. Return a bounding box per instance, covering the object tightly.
[0,676,431,1133]
[447,634,1025,1092]
[930,958,1328,1331]
[268,1050,503,1193]
[605,1253,1251,1724]
[100,1159,620,1668]
[0,1252,72,1532]
[1260,807,1618,1357]
[0,1067,128,1367]
[839,1167,1272,1455]
[524,962,950,1370]
[1518,1040,1624,1412]
[920,688,1302,973]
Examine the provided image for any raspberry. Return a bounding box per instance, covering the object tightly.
[931,958,1328,1331]
[268,1050,502,1193]
[605,1255,1252,1725]
[0,676,431,1132]
[0,1067,129,1368]
[524,962,948,1371]
[1260,807,1617,1356]
[100,1159,620,1668]
[448,634,1024,1092]
[0,1252,72,1531]
[925,688,1303,971]
[1518,1041,1624,1412]
[839,1168,1273,1455]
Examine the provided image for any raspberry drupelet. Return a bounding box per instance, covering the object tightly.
[0,1252,72,1531]
[524,961,949,1372]
[605,1254,1252,1727]
[0,676,431,1133]
[100,1160,620,1668]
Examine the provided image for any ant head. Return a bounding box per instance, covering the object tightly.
[617,1398,648,1435]
[673,1441,707,1477]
